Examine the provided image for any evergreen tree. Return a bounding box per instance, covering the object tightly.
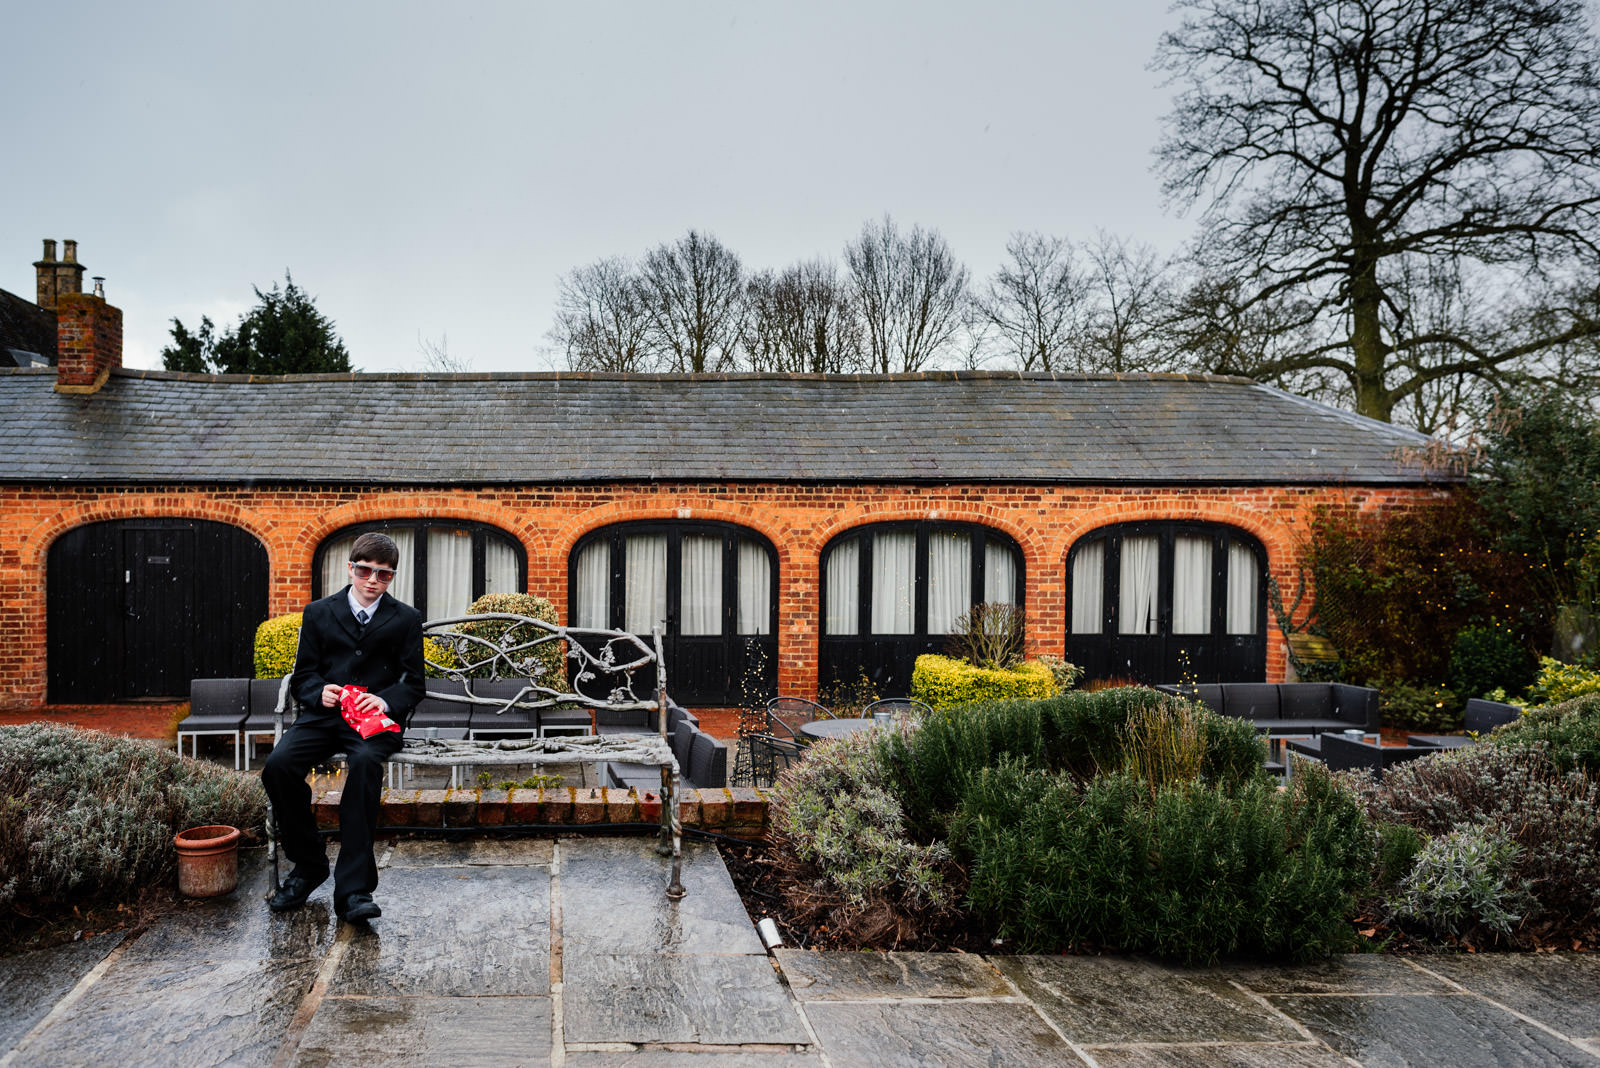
[162,272,352,375]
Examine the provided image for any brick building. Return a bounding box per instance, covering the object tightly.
[0,246,1455,732]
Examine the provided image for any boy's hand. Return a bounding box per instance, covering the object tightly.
[321,684,343,708]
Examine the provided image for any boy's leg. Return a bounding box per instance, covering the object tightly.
[332,729,405,906]
[262,717,342,877]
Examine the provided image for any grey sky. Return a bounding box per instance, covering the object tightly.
[5,1,1196,373]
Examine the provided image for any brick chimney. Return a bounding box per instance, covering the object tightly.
[54,291,122,395]
[34,238,86,313]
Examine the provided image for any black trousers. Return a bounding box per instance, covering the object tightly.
[262,712,403,902]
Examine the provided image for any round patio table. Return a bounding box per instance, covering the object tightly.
[799,717,876,742]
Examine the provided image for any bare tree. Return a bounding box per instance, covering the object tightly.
[639,230,746,373]
[844,215,970,373]
[1079,231,1173,374]
[548,257,654,373]
[417,332,474,373]
[1155,0,1600,422]
[975,232,1087,372]
[743,259,865,373]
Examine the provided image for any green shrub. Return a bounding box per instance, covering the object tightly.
[909,654,1056,711]
[0,724,266,923]
[1448,620,1534,702]
[1491,692,1600,774]
[770,732,958,943]
[881,688,1266,840]
[1119,699,1207,795]
[1373,822,1426,894]
[1377,679,1459,732]
[254,612,302,678]
[442,593,564,684]
[1387,825,1532,940]
[1352,741,1600,942]
[1527,656,1600,707]
[949,761,1371,963]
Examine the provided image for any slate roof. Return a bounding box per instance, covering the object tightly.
[0,367,1453,485]
[0,288,54,367]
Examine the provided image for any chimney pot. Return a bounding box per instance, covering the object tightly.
[63,240,78,264]
[93,277,105,298]
[40,239,57,262]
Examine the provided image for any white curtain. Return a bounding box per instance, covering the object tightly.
[1119,534,1159,635]
[825,537,860,635]
[1227,541,1260,634]
[737,539,771,635]
[385,528,415,607]
[1172,534,1212,634]
[985,542,1017,606]
[573,540,610,629]
[871,530,916,634]
[680,533,722,636]
[927,531,971,634]
[1070,540,1104,634]
[624,534,667,634]
[428,527,475,617]
[484,536,520,595]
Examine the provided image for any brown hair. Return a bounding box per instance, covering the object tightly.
[349,531,400,569]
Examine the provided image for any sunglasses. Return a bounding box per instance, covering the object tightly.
[350,563,396,583]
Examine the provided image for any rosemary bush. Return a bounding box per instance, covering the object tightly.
[0,724,265,919]
[949,761,1371,963]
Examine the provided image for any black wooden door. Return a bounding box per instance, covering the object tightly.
[48,520,267,703]
[123,527,195,697]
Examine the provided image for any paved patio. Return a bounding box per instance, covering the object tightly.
[2,837,1599,1066]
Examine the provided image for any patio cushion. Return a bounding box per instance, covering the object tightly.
[1464,698,1521,734]
[1222,684,1280,721]
[688,732,727,788]
[1251,718,1362,736]
[182,678,249,729]
[1277,684,1334,720]
[672,721,695,771]
[408,680,471,730]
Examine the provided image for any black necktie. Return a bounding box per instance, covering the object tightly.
[356,609,369,634]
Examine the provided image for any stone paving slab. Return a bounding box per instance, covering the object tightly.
[293,995,552,1067]
[992,955,1303,1045]
[329,865,551,997]
[1270,992,1600,1066]
[564,1049,823,1066]
[1224,954,1455,996]
[801,999,1076,1066]
[560,837,763,956]
[775,948,1011,1001]
[563,952,811,1046]
[12,955,319,1068]
[0,935,122,1053]
[1086,1042,1352,1067]
[123,849,338,964]
[1408,953,1600,1043]
[383,837,554,868]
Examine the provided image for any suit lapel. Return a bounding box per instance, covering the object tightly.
[363,593,397,641]
[332,586,361,643]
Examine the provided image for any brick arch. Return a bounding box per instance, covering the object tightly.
[808,503,1049,568]
[550,498,796,572]
[29,498,278,576]
[1055,497,1300,568]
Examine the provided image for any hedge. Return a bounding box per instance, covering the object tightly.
[909,654,1055,710]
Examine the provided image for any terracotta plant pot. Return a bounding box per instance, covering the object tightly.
[174,824,241,898]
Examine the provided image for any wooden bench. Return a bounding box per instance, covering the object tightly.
[267,613,690,898]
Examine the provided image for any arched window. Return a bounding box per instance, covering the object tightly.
[570,521,778,705]
[1066,521,1266,685]
[313,520,525,620]
[820,521,1023,695]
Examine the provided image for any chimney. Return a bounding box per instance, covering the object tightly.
[33,238,86,313]
[54,265,122,395]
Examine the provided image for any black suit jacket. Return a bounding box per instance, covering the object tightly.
[290,587,426,727]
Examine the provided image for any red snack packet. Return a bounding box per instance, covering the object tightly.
[339,685,401,738]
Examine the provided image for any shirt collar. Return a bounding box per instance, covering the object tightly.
[348,588,381,620]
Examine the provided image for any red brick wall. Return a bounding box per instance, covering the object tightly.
[0,480,1453,712]
[53,292,122,392]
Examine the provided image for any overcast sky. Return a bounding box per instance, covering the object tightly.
[5,1,1198,374]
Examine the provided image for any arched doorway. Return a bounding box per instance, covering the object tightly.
[47,519,268,702]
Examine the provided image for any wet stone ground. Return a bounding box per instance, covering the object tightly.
[4,838,1600,1066]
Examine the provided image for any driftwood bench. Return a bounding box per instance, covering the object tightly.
[267,613,688,898]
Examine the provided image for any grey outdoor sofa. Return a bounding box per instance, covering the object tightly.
[1156,682,1381,736]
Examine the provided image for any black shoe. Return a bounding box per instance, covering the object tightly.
[337,893,381,923]
[267,867,328,912]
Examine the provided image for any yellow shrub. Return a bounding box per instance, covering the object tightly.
[909,654,1056,710]
[254,613,302,678]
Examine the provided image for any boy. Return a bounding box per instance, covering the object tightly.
[263,532,424,922]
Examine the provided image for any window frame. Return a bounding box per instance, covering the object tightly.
[1065,521,1264,639]
[820,520,1025,639]
[311,519,527,620]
